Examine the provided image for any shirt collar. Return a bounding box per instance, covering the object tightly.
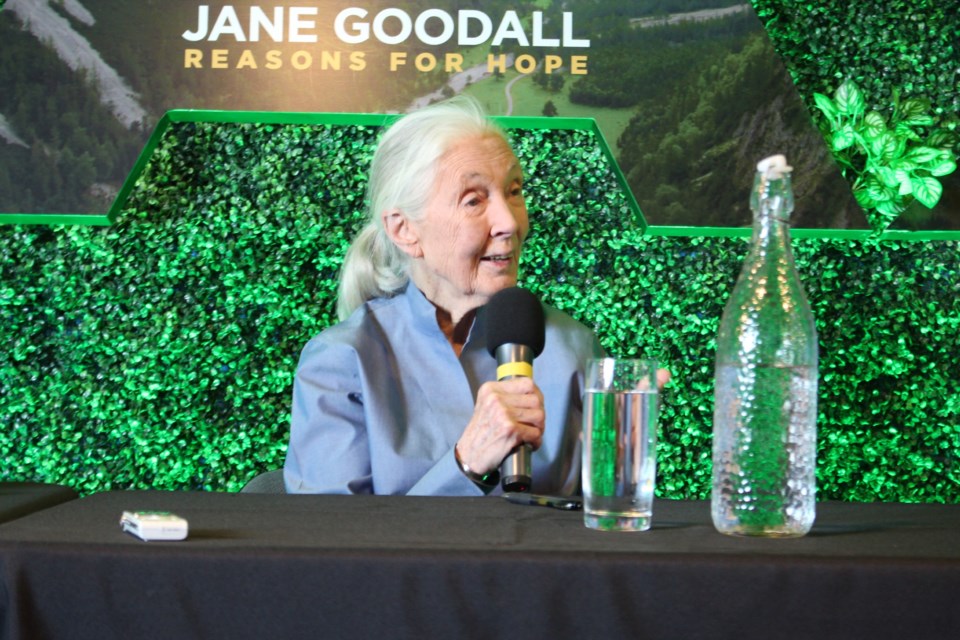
[404,281,487,352]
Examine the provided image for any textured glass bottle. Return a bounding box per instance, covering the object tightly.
[711,155,818,537]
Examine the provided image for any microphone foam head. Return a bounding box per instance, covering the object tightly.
[485,287,546,357]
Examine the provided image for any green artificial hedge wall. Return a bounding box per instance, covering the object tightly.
[1,0,958,500]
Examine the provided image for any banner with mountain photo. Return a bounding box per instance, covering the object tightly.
[5,0,951,233]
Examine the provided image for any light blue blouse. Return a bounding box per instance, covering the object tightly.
[284,282,603,496]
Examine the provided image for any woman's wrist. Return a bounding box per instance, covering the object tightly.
[454,445,500,488]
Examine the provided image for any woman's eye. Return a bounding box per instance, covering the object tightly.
[462,193,483,208]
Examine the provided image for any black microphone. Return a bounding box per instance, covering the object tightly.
[486,286,546,493]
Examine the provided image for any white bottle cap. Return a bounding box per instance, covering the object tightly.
[756,154,792,179]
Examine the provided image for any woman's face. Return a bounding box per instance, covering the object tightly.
[404,133,529,320]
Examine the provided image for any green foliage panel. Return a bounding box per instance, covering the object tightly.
[2,120,958,501]
[751,0,958,121]
[751,0,960,233]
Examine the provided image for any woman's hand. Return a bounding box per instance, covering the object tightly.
[657,368,671,389]
[455,377,545,476]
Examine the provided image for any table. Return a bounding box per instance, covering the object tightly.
[0,482,78,525]
[1,492,958,640]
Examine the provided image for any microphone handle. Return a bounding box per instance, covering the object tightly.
[495,343,535,492]
[501,444,532,492]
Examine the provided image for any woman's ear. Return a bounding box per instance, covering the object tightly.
[382,209,422,258]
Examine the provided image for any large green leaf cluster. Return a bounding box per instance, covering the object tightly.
[2,120,958,501]
[813,80,958,230]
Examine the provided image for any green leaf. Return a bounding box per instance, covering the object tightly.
[894,168,912,186]
[928,159,957,177]
[832,125,856,151]
[875,199,904,216]
[898,97,933,126]
[894,122,922,142]
[906,147,941,163]
[927,131,955,148]
[864,175,895,202]
[869,132,898,163]
[853,186,877,209]
[875,166,901,189]
[902,115,935,127]
[835,80,866,117]
[911,176,943,208]
[813,92,838,119]
[898,178,913,196]
[892,136,908,160]
[862,111,886,138]
[890,158,918,172]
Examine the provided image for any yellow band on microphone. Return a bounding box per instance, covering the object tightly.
[497,362,533,379]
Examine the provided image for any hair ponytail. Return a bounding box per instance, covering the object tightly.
[336,223,409,320]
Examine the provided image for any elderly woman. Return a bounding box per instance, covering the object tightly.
[284,97,603,496]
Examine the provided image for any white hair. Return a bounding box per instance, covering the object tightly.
[336,96,508,320]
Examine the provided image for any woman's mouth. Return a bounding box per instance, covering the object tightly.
[480,253,514,267]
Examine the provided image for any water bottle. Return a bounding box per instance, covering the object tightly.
[711,154,818,537]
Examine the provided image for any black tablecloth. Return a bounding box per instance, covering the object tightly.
[1,492,958,640]
[0,482,77,525]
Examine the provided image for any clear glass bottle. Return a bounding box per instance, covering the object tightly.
[711,155,818,537]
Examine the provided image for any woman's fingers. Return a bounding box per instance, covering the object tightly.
[457,378,545,475]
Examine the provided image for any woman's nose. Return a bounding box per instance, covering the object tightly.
[488,194,523,236]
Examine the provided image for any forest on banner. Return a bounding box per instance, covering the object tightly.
[553,1,863,228]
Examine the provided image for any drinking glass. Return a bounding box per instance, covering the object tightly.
[582,358,659,531]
